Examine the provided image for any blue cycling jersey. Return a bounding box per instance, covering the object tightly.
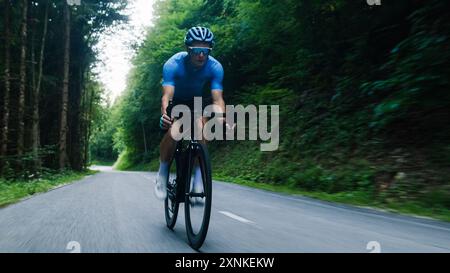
[162,52,224,100]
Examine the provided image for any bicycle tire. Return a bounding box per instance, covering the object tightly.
[164,157,180,229]
[184,142,212,250]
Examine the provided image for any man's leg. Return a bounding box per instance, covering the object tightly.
[160,129,178,162]
[154,129,178,200]
[190,117,209,204]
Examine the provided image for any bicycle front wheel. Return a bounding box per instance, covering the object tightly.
[185,142,212,250]
[164,157,180,230]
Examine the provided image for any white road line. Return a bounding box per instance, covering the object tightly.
[219,211,255,224]
[213,181,450,232]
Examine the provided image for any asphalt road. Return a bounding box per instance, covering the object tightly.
[0,166,449,253]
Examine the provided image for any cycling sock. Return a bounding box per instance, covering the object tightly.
[158,161,169,180]
[154,161,169,200]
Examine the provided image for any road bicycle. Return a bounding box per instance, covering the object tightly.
[163,101,212,250]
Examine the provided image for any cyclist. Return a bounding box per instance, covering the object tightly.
[154,26,226,200]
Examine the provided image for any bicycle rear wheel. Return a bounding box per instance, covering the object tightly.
[185,143,212,250]
[164,157,180,229]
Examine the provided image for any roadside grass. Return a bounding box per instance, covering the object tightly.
[0,169,98,208]
[113,151,158,172]
[213,174,450,222]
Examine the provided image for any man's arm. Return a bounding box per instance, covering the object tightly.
[160,85,174,130]
[161,85,174,115]
[211,90,235,133]
[160,56,176,129]
[211,90,225,114]
[210,61,225,114]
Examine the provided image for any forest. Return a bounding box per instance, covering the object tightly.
[0,0,126,177]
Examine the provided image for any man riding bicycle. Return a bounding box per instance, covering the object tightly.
[155,26,227,200]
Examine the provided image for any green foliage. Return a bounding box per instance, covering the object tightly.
[361,1,450,134]
[113,149,152,171]
[113,150,134,170]
[107,0,450,213]
[89,91,120,163]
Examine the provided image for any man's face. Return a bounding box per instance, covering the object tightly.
[188,41,211,68]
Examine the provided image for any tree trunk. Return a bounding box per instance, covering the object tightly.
[1,0,11,174]
[141,121,148,157]
[70,62,83,171]
[59,2,70,169]
[84,87,91,168]
[81,77,88,169]
[17,0,29,165]
[32,0,49,172]
[85,86,95,167]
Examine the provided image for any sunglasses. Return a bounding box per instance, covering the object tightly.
[188,47,212,56]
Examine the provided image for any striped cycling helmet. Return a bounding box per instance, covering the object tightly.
[184,26,215,47]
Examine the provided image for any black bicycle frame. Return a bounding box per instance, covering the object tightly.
[166,99,207,203]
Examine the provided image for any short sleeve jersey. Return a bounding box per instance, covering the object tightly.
[162,52,224,100]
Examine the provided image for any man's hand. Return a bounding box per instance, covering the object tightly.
[160,114,173,130]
